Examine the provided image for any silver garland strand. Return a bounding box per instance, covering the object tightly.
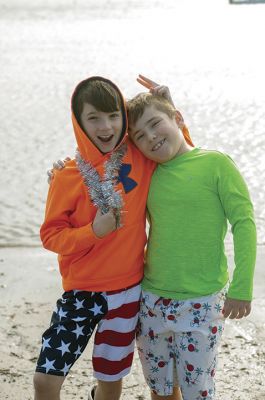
[75,143,127,228]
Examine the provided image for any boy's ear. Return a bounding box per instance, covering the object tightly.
[175,110,185,130]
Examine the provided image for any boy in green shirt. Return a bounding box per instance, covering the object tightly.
[126,77,256,400]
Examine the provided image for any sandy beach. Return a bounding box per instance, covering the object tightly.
[0,246,264,400]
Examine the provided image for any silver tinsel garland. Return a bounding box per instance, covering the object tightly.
[75,143,127,228]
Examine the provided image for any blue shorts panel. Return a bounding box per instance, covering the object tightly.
[35,290,108,376]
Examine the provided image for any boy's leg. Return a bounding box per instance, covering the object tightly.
[92,283,141,400]
[95,379,122,400]
[34,290,108,399]
[136,291,181,397]
[151,386,182,400]
[33,373,65,400]
[137,287,227,400]
[173,287,227,400]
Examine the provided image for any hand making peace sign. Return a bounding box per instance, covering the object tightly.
[136,74,185,130]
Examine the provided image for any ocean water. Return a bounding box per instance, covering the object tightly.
[0,0,264,246]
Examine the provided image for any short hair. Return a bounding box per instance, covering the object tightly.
[126,92,176,128]
[72,78,123,126]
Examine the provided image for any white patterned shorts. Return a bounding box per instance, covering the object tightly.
[136,286,227,400]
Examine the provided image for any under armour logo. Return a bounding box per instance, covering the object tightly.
[117,163,138,193]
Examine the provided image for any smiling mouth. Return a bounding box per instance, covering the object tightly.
[98,135,114,143]
[152,138,165,151]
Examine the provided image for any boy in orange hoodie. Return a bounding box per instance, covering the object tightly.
[34,77,156,400]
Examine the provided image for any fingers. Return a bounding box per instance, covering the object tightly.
[137,77,153,90]
[136,78,168,96]
[137,74,159,89]
[47,169,54,184]
[223,305,238,319]
[92,208,117,238]
[53,160,65,169]
[222,301,233,319]
[47,169,53,178]
[47,157,69,184]
[136,75,175,106]
[52,157,70,170]
[150,85,167,94]
[138,74,159,86]
[229,308,239,320]
[237,302,251,319]
[223,298,252,319]
[244,303,251,317]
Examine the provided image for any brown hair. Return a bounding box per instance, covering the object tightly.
[72,78,122,127]
[126,92,176,128]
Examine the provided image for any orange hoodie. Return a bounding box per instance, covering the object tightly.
[40,77,156,292]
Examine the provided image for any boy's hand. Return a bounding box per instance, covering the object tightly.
[92,208,117,238]
[222,297,251,319]
[136,74,175,107]
[47,157,71,183]
[137,75,185,130]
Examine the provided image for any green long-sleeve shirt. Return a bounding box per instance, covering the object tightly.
[142,148,256,301]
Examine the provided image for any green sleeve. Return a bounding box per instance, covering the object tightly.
[217,154,257,300]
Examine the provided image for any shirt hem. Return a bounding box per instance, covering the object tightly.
[63,273,143,292]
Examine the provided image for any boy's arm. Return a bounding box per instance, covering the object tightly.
[40,171,116,255]
[217,154,257,312]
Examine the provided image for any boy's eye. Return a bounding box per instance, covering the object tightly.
[110,113,120,119]
[151,120,160,127]
[136,134,144,141]
[88,116,97,120]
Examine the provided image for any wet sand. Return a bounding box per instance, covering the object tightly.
[0,246,264,399]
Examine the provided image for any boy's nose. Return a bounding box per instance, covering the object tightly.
[98,118,112,130]
[147,132,157,142]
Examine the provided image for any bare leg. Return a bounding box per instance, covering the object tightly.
[33,372,65,400]
[94,379,122,400]
[151,386,182,400]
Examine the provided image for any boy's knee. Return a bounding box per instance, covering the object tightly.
[33,372,46,393]
[33,372,64,395]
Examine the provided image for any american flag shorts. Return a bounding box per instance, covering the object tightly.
[35,282,141,381]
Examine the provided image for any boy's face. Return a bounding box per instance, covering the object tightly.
[129,105,185,163]
[80,103,123,153]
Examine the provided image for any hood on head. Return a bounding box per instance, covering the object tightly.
[71,76,128,164]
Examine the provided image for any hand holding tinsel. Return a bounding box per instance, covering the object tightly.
[92,208,118,238]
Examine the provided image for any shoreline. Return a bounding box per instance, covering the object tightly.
[0,246,264,399]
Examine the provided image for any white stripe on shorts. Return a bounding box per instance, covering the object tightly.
[106,284,141,309]
[96,315,138,333]
[93,342,135,361]
[94,367,131,382]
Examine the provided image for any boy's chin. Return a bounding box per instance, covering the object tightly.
[96,139,119,153]
[143,151,176,164]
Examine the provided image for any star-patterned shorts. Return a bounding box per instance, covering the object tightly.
[137,286,228,400]
[35,283,141,380]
